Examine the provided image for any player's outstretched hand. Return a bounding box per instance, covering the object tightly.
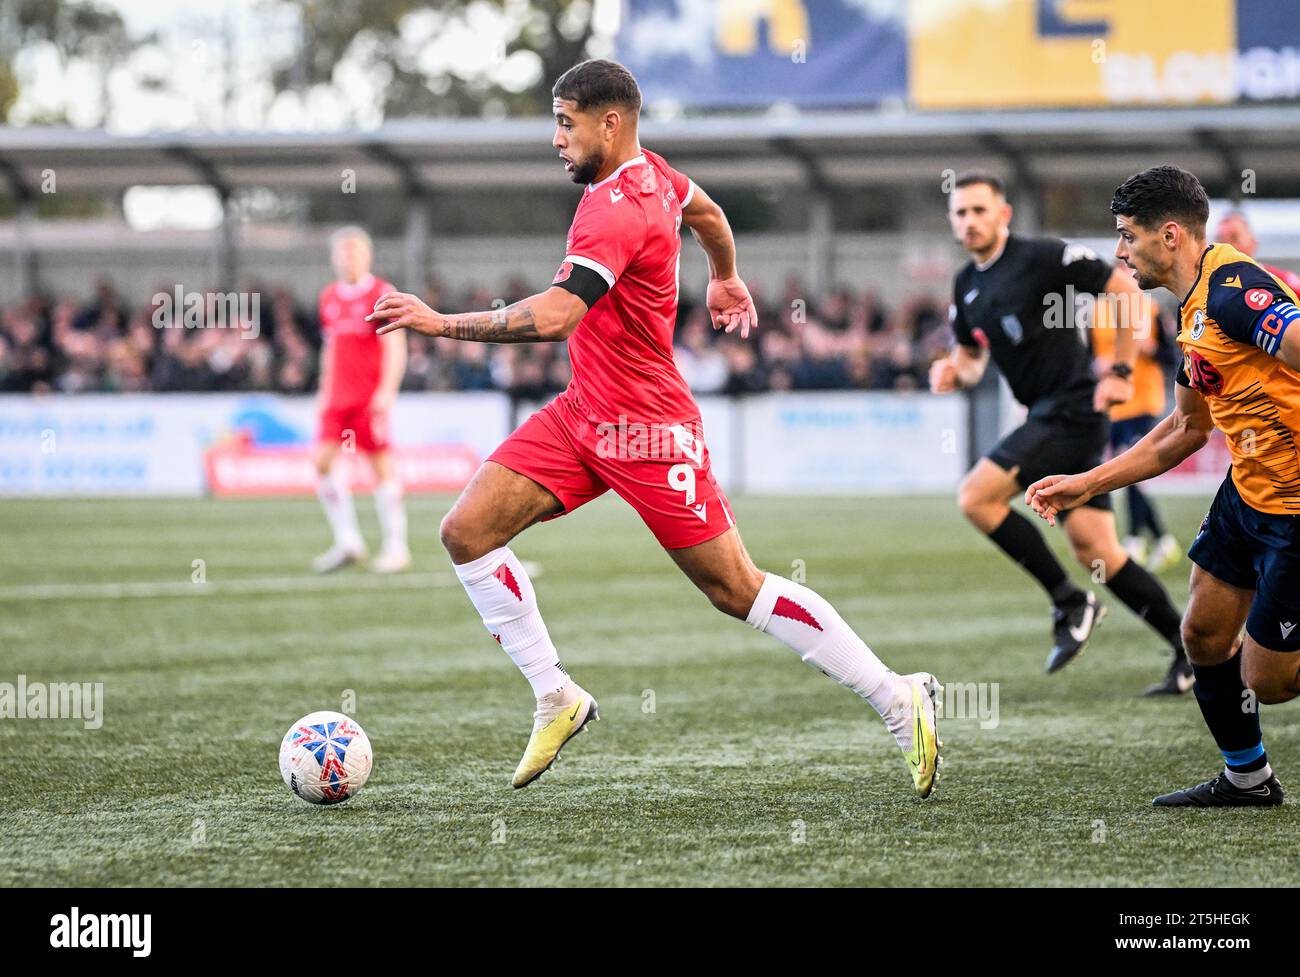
[707,276,758,339]
[1024,474,1095,527]
[929,357,959,394]
[366,292,439,336]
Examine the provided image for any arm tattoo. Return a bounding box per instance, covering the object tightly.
[439,301,543,343]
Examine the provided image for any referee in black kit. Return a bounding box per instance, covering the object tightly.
[930,172,1190,695]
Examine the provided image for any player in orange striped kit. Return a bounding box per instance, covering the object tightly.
[1091,291,1191,694]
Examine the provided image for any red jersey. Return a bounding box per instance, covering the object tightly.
[318,274,393,408]
[557,149,697,424]
[1263,262,1300,297]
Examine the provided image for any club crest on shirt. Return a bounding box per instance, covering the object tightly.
[1190,308,1206,340]
[1000,314,1024,344]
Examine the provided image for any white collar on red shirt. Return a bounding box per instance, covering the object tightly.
[586,154,647,193]
[333,273,376,299]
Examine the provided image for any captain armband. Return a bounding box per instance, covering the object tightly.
[1251,300,1300,358]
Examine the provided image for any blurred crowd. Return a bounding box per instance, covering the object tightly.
[0,277,951,398]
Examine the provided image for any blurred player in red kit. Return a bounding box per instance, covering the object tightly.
[313,226,410,574]
[368,60,941,797]
[1215,209,1300,295]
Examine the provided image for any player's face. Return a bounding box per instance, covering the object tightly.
[1113,215,1168,290]
[1215,215,1257,255]
[552,98,607,185]
[331,236,371,283]
[948,185,1010,256]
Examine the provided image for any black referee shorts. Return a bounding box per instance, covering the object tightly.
[986,413,1112,514]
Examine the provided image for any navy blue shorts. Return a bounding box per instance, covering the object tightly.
[987,413,1112,513]
[1109,414,1157,452]
[1188,475,1300,652]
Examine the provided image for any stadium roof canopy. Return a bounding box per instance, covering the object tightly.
[1,104,1297,199]
[4,104,1296,294]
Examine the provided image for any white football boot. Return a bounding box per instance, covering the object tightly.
[1122,535,1149,566]
[1147,534,1181,573]
[371,545,412,574]
[312,543,367,574]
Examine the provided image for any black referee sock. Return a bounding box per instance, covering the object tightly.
[986,510,1082,606]
[1191,652,1267,773]
[1126,484,1166,539]
[1105,558,1186,658]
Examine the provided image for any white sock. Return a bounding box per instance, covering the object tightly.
[453,546,567,697]
[317,472,363,551]
[373,480,408,552]
[746,572,899,716]
[1224,762,1273,789]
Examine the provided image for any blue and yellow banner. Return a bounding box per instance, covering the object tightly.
[617,0,908,108]
[911,0,1300,108]
[617,0,1300,110]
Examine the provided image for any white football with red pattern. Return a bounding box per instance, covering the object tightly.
[279,711,373,805]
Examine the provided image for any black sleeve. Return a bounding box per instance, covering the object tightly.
[1042,237,1113,294]
[551,261,609,310]
[949,277,977,349]
[1175,358,1191,388]
[1154,311,1181,367]
[1205,261,1300,358]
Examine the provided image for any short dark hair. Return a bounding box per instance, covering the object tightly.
[1110,165,1209,233]
[953,171,1006,197]
[552,59,641,115]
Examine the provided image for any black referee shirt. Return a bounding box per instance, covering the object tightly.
[950,234,1114,420]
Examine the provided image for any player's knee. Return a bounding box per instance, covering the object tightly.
[957,483,999,528]
[439,509,486,563]
[313,446,335,477]
[1252,678,1296,706]
[1242,656,1300,705]
[1180,617,1234,666]
[1245,670,1295,705]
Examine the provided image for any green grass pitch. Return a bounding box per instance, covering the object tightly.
[1,493,1294,887]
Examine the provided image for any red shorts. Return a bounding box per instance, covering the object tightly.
[318,403,391,454]
[489,393,736,549]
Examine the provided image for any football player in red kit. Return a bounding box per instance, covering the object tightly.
[1214,208,1300,296]
[367,60,942,796]
[313,226,410,574]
